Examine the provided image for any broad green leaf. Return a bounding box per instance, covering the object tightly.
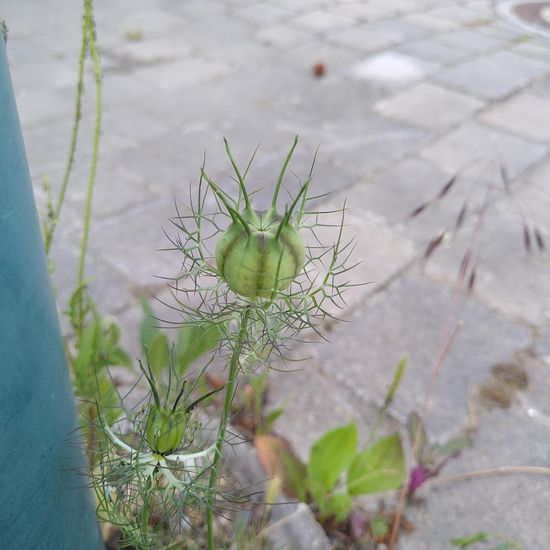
[175,322,222,375]
[147,331,170,375]
[140,298,160,353]
[450,532,488,548]
[347,432,405,495]
[320,492,352,523]
[281,448,308,502]
[306,476,327,507]
[308,422,358,492]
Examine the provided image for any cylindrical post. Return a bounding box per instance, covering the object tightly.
[0,33,103,549]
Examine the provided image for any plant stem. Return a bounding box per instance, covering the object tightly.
[44,7,88,256]
[77,0,102,331]
[207,307,252,550]
[389,186,493,550]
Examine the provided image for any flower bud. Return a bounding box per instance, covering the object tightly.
[145,405,188,455]
[215,208,305,299]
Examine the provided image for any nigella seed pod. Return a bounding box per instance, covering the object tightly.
[145,406,188,455]
[215,208,305,299]
[203,136,309,300]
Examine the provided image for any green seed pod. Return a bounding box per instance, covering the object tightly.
[145,405,188,455]
[215,208,305,299]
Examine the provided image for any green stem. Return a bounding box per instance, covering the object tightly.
[207,307,252,550]
[77,0,102,330]
[44,8,88,256]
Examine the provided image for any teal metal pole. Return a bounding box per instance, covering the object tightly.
[0,33,103,549]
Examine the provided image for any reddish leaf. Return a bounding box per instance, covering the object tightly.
[254,434,307,499]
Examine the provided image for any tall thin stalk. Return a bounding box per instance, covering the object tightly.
[43,9,88,256]
[77,0,102,333]
[207,307,252,550]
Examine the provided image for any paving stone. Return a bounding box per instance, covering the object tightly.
[111,126,222,199]
[268,503,331,550]
[512,40,550,63]
[433,51,550,100]
[8,46,78,97]
[100,9,188,43]
[327,2,386,22]
[463,0,495,17]
[302,196,418,310]
[434,28,507,54]
[268,0,331,12]
[105,36,192,66]
[402,12,460,32]
[116,305,146,361]
[208,65,381,132]
[476,19,525,41]
[374,82,484,130]
[48,240,135,328]
[88,198,184,287]
[365,0,421,16]
[173,0,227,21]
[327,24,399,52]
[226,0,257,6]
[64,158,160,220]
[14,86,76,130]
[480,92,550,142]
[351,155,476,243]
[530,76,550,100]
[21,120,90,181]
[131,57,233,93]
[314,114,429,178]
[147,15,267,68]
[308,273,531,437]
[1,0,84,39]
[424,179,550,326]
[233,144,359,209]
[400,409,550,550]
[349,51,439,87]
[278,39,363,75]
[539,329,550,358]
[290,10,355,33]
[365,18,432,43]
[398,38,468,66]
[510,348,550,422]
[256,24,312,48]
[421,121,547,179]
[234,3,291,25]
[424,5,490,26]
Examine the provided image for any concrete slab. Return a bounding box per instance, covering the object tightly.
[374,82,484,130]
[480,92,550,142]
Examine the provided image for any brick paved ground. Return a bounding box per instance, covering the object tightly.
[3,0,550,547]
